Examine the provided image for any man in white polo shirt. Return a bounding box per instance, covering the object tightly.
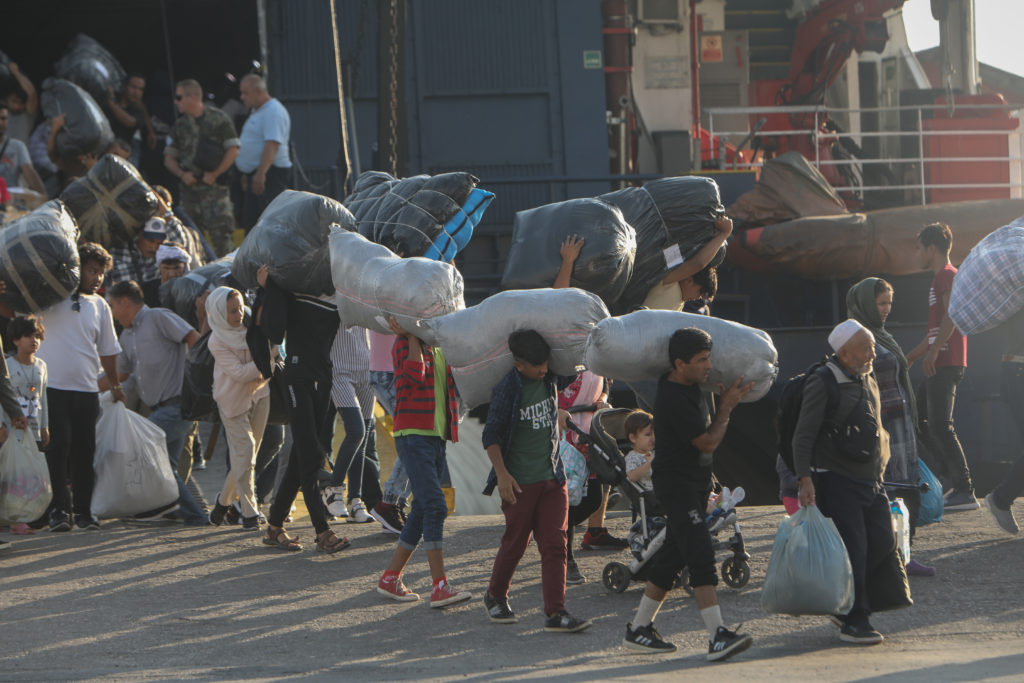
[36,243,125,532]
[236,74,291,231]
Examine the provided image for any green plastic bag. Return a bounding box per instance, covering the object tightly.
[761,506,855,615]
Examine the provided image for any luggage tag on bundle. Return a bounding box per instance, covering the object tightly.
[663,244,684,269]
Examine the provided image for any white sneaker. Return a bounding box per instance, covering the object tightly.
[348,497,373,523]
[322,486,348,518]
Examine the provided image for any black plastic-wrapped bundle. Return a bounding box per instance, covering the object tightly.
[181,330,217,422]
[60,154,160,247]
[343,171,478,256]
[53,34,126,105]
[0,200,80,314]
[233,190,356,295]
[162,257,234,328]
[501,198,636,306]
[601,176,724,311]
[40,78,114,157]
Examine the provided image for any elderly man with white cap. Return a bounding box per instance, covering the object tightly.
[792,318,896,646]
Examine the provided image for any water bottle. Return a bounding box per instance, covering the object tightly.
[891,498,910,564]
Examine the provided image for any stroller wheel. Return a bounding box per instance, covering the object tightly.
[602,562,631,593]
[721,556,751,589]
[676,567,695,596]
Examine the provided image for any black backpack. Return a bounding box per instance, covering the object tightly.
[776,359,841,472]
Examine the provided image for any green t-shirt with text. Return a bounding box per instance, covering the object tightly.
[506,378,555,485]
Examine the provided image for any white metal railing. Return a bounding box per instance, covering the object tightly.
[703,103,1024,205]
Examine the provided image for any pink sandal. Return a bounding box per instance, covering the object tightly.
[11,523,34,535]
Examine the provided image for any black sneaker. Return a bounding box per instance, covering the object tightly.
[544,610,592,633]
[208,503,230,526]
[241,515,262,530]
[74,514,101,530]
[49,510,71,532]
[707,625,753,662]
[623,622,677,653]
[840,622,884,645]
[133,502,181,521]
[566,559,587,585]
[483,592,518,624]
[369,502,404,534]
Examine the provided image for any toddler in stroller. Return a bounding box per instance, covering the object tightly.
[565,407,751,594]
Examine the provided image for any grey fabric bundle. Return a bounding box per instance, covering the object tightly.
[233,190,356,296]
[424,288,610,408]
[329,228,464,344]
[949,216,1024,336]
[583,309,778,403]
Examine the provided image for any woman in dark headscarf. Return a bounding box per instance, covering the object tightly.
[847,277,935,577]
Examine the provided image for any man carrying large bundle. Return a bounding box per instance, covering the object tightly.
[164,79,239,257]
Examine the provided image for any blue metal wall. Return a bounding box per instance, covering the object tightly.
[267,0,610,300]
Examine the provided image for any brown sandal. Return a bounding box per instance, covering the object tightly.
[315,529,351,554]
[263,526,302,551]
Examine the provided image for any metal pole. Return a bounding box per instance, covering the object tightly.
[329,0,352,195]
[918,107,926,205]
[159,0,176,113]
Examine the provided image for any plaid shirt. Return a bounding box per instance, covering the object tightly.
[949,222,1024,335]
[482,367,573,495]
[107,243,157,286]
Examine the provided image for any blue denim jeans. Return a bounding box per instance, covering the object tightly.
[149,402,207,524]
[372,370,411,507]
[395,434,448,551]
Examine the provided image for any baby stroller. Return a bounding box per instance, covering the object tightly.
[565,408,751,595]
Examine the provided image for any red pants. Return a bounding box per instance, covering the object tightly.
[488,479,568,616]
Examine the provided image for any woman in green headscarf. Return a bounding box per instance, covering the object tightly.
[848,277,935,576]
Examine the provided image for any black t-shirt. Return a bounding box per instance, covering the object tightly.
[652,373,713,489]
[109,102,146,143]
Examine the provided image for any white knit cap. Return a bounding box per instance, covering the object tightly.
[828,319,871,352]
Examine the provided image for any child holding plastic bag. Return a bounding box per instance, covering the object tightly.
[4,316,49,451]
[206,286,275,529]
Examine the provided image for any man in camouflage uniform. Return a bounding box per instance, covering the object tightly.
[164,79,240,256]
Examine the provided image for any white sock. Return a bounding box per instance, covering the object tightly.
[700,605,725,637]
[632,594,662,628]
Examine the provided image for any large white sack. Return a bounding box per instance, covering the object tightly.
[583,310,778,403]
[330,227,463,345]
[949,218,1024,336]
[91,397,178,519]
[425,288,610,408]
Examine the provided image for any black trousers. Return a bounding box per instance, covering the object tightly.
[816,470,896,625]
[45,389,100,517]
[268,373,333,534]
[916,366,973,492]
[241,165,290,232]
[566,482,603,562]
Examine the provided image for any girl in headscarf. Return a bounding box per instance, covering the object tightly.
[847,277,935,577]
[207,286,274,529]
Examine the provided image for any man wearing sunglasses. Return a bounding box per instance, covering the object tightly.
[163,79,240,257]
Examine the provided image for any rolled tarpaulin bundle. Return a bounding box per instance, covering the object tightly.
[232,190,356,296]
[60,154,160,248]
[40,78,114,157]
[344,170,493,259]
[330,227,465,343]
[583,309,778,403]
[424,288,610,408]
[501,198,637,307]
[949,217,1024,335]
[0,200,80,314]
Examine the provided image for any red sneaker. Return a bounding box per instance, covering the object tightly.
[377,574,420,602]
[429,579,473,608]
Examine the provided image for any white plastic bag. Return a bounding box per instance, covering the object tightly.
[0,430,52,523]
[761,506,855,615]
[891,498,911,564]
[91,397,178,519]
[330,227,464,343]
[424,288,610,408]
[584,309,778,403]
[559,438,588,506]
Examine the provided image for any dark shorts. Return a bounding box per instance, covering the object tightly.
[647,482,717,590]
